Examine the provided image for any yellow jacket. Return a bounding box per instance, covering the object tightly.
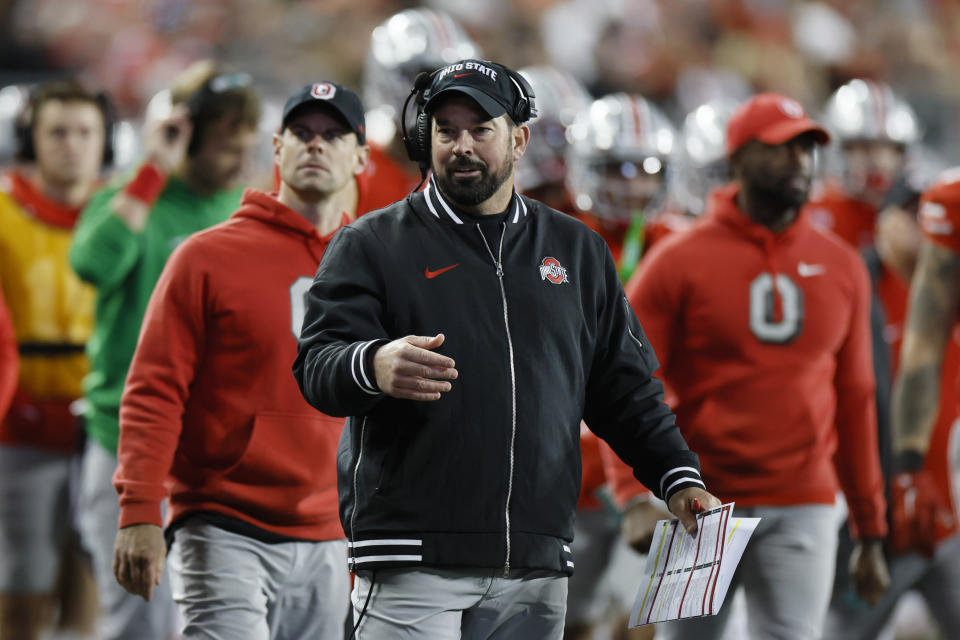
[0,172,93,402]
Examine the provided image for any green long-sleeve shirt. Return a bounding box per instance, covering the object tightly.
[70,173,241,454]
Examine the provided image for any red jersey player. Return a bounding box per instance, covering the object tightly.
[877,168,960,638]
[564,90,689,640]
[566,92,690,283]
[602,96,742,547]
[522,75,661,640]
[565,92,687,512]
[625,93,889,639]
[804,79,921,250]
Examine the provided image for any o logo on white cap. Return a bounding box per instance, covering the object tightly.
[311,83,336,100]
[779,98,804,119]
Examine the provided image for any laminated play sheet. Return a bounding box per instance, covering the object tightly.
[629,503,759,627]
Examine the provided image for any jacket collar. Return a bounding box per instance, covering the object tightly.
[422,174,529,225]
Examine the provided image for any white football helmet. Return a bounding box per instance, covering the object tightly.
[363,8,480,148]
[516,66,592,194]
[821,79,922,205]
[0,84,29,166]
[821,79,921,145]
[672,97,739,216]
[566,92,676,221]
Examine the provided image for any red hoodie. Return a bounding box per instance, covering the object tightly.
[361,145,420,211]
[618,183,887,539]
[915,172,960,541]
[115,189,353,541]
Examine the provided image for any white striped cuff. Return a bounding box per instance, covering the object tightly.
[350,340,381,395]
[659,466,705,502]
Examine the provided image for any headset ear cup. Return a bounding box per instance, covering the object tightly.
[96,92,116,167]
[15,96,35,162]
[186,95,202,156]
[15,119,34,162]
[508,69,537,124]
[414,111,431,164]
[186,127,200,156]
[185,77,211,157]
[402,113,421,164]
[102,125,115,166]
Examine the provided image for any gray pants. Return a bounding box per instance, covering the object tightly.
[0,445,74,592]
[169,521,349,640]
[824,533,960,639]
[352,566,568,639]
[78,440,178,639]
[657,504,838,640]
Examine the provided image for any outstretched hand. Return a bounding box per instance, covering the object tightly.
[373,334,458,401]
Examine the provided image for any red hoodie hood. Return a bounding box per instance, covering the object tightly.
[233,189,350,241]
[232,189,351,265]
[707,182,809,248]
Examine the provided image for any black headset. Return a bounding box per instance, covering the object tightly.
[16,83,116,167]
[182,72,253,156]
[401,64,537,179]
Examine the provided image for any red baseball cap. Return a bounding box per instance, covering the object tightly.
[726,93,830,155]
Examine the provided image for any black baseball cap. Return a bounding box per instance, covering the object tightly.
[281,82,366,144]
[423,60,531,123]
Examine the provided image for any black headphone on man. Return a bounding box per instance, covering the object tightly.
[16,81,116,167]
[401,62,537,178]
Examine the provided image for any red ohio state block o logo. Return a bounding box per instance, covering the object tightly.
[539,257,569,284]
[311,83,336,100]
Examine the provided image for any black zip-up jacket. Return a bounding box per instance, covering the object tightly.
[294,177,704,575]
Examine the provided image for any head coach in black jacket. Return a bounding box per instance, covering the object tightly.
[294,59,720,639]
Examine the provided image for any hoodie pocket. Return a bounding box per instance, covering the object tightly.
[225,412,343,492]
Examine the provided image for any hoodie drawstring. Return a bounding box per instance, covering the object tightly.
[762,234,783,322]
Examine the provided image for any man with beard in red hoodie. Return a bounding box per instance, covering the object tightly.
[624,93,890,639]
[111,82,371,639]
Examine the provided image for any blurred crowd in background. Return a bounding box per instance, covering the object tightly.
[3,0,960,171]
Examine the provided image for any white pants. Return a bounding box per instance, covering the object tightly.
[169,521,349,640]
[657,504,838,640]
[78,439,178,639]
[352,566,567,639]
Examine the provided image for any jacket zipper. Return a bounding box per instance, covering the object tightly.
[350,416,368,567]
[477,223,517,577]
